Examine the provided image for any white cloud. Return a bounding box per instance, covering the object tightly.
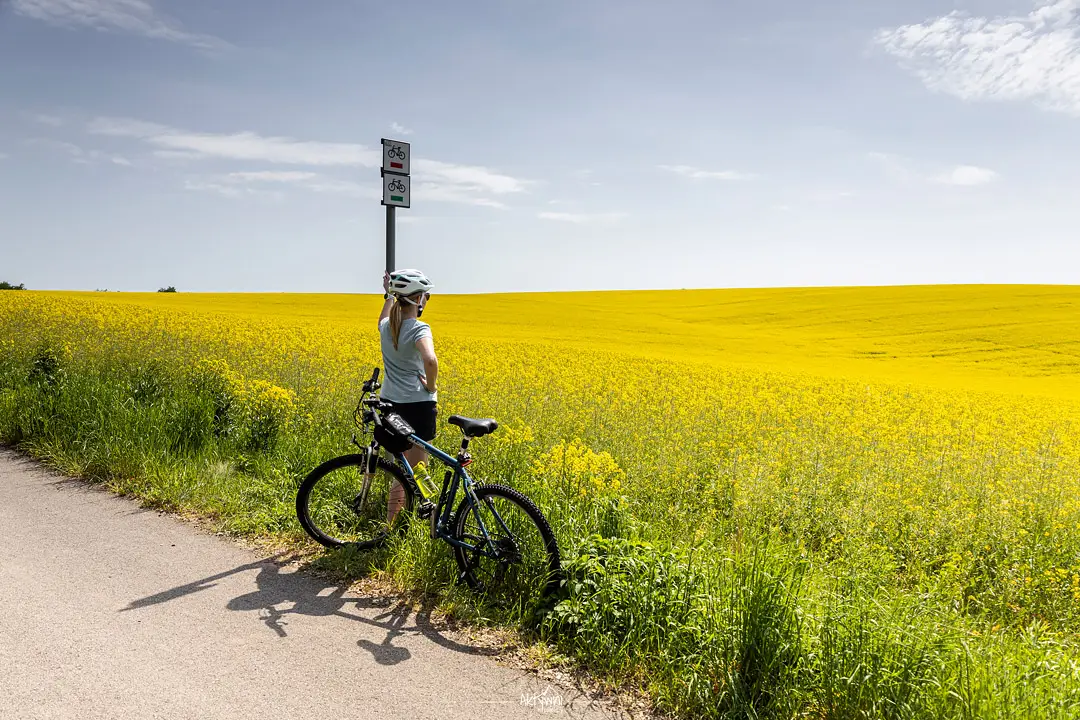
[303,178,377,199]
[34,114,64,127]
[11,0,227,51]
[88,116,528,207]
[89,117,379,166]
[184,179,285,200]
[659,164,751,180]
[934,165,1000,186]
[189,170,378,201]
[876,1,1080,116]
[538,211,627,225]
[414,183,506,208]
[866,151,916,183]
[390,122,414,136]
[868,151,1000,187]
[184,180,247,198]
[151,149,202,160]
[413,158,528,195]
[26,137,129,166]
[0,153,8,161]
[227,171,318,183]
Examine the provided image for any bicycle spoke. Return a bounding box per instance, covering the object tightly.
[457,493,554,609]
[303,462,404,545]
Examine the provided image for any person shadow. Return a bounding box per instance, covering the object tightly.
[121,552,498,666]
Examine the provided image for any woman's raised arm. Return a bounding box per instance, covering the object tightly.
[378,271,393,326]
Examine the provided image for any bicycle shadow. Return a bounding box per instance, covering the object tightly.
[121,552,500,666]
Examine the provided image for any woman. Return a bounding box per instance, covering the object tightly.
[378,268,438,523]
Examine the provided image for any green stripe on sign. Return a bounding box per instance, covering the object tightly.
[391,195,404,202]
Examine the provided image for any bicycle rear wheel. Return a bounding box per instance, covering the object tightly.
[452,484,561,613]
[296,453,413,550]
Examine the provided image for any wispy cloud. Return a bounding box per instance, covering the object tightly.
[0,153,8,161]
[89,117,378,166]
[189,170,376,201]
[866,151,916,183]
[933,166,999,186]
[184,180,255,199]
[876,1,1080,116]
[659,164,751,180]
[867,152,999,187]
[88,117,527,206]
[226,171,318,183]
[538,211,627,225]
[34,114,64,127]
[26,137,130,166]
[390,122,414,136]
[11,0,228,51]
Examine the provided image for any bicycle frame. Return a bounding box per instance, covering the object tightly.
[352,367,515,564]
[389,434,509,560]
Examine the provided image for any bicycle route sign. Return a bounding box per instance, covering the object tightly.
[382,172,410,208]
[381,138,410,208]
[381,138,410,176]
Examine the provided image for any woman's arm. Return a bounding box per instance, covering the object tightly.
[378,272,393,325]
[416,336,438,392]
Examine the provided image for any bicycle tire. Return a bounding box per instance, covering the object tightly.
[452,484,561,603]
[296,453,414,550]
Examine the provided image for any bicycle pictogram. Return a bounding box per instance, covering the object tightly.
[386,145,407,160]
[387,178,406,193]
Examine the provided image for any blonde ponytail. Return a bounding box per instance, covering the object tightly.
[388,292,424,350]
[389,298,404,351]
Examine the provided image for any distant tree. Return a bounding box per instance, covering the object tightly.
[157,286,177,293]
[0,281,26,290]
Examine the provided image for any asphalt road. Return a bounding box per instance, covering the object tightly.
[0,450,627,720]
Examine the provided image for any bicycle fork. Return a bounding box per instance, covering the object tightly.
[356,444,378,514]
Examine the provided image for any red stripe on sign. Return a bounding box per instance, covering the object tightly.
[390,162,403,169]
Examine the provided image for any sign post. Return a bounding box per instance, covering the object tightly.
[381,138,411,274]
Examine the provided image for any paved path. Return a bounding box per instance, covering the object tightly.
[0,451,628,720]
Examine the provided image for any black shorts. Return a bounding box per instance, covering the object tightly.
[384,400,437,442]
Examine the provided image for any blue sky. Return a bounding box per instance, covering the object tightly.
[2,0,1079,293]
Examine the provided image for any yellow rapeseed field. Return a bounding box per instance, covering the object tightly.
[3,285,1080,716]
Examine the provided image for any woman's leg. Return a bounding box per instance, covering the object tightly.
[385,402,437,523]
[386,444,429,523]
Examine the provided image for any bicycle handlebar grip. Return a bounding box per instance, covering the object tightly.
[371,367,380,384]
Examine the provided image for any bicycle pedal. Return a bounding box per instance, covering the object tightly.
[417,501,435,519]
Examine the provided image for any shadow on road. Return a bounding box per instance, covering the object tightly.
[121,553,499,665]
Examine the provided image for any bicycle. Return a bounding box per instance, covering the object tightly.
[296,368,562,607]
[386,145,407,160]
[387,178,406,193]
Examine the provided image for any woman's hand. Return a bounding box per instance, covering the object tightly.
[382,271,391,294]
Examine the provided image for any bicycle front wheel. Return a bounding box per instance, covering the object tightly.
[296,453,413,550]
[452,484,561,612]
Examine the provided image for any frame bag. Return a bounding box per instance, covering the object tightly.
[374,412,415,453]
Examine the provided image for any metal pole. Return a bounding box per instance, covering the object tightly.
[385,204,396,273]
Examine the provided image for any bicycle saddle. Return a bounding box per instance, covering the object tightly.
[448,415,499,437]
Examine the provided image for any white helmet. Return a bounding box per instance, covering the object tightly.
[388,269,433,298]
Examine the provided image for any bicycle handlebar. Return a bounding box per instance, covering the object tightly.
[355,367,391,431]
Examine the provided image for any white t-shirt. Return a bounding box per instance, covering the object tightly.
[378,317,436,403]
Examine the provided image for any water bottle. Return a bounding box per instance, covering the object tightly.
[414,461,438,500]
